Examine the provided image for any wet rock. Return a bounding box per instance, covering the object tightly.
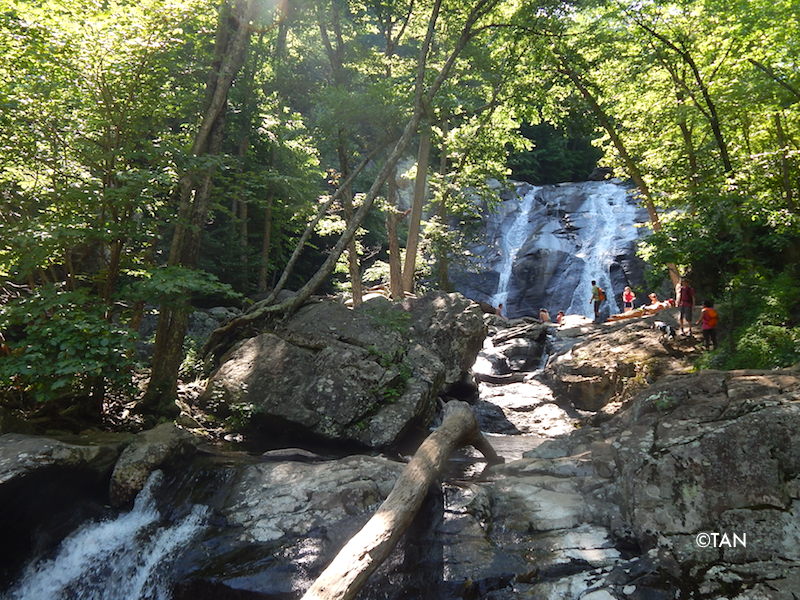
[199,292,486,449]
[109,423,197,507]
[449,181,648,320]
[0,433,127,586]
[172,454,405,599]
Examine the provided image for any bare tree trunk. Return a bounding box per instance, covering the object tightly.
[402,119,432,294]
[257,196,273,293]
[386,170,403,299]
[260,149,377,305]
[435,131,452,291]
[774,112,796,212]
[748,58,800,103]
[675,88,699,188]
[338,141,363,306]
[301,401,501,600]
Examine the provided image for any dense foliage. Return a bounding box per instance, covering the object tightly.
[1,0,799,421]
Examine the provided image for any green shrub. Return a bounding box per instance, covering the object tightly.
[695,268,800,370]
[726,324,800,370]
[0,286,136,405]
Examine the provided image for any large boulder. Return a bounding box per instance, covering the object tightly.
[109,423,198,507]
[611,369,800,597]
[543,314,698,411]
[171,454,406,599]
[198,292,486,449]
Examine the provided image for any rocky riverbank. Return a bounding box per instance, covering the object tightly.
[1,300,798,599]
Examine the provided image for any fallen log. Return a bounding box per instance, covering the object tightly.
[492,322,546,344]
[300,400,501,600]
[474,371,527,384]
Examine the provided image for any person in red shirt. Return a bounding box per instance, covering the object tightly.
[622,286,636,311]
[677,278,696,336]
[695,299,719,349]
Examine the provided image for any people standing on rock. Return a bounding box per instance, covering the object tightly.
[622,286,636,311]
[539,308,551,322]
[696,299,719,350]
[496,303,504,317]
[590,280,604,319]
[677,278,696,336]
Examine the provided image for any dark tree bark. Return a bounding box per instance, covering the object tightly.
[141,0,257,417]
[402,117,432,294]
[632,17,733,173]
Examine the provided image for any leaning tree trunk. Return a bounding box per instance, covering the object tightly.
[301,401,501,600]
[386,169,404,300]
[203,0,498,359]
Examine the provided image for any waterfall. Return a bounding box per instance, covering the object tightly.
[490,186,538,310]
[4,472,208,600]
[450,180,647,320]
[563,182,637,317]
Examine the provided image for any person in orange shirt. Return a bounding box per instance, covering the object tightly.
[695,299,719,350]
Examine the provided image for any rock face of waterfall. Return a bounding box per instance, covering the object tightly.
[451,180,649,319]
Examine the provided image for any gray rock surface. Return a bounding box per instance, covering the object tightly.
[199,292,486,449]
[109,423,197,507]
[543,313,699,411]
[611,369,800,597]
[449,181,648,320]
[172,454,406,599]
[0,433,129,586]
[0,433,123,486]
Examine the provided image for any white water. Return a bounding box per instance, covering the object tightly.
[564,183,637,317]
[5,472,208,600]
[490,187,538,310]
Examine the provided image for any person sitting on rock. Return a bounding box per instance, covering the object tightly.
[539,308,551,323]
[555,310,565,324]
[606,295,674,322]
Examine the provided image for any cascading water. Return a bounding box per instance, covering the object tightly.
[490,186,538,311]
[451,180,648,319]
[562,182,638,316]
[4,472,208,600]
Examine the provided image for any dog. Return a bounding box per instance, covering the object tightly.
[651,320,676,339]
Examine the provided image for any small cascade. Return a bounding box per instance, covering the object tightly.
[5,472,209,600]
[490,186,538,311]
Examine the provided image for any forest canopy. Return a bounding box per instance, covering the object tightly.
[1,0,799,421]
